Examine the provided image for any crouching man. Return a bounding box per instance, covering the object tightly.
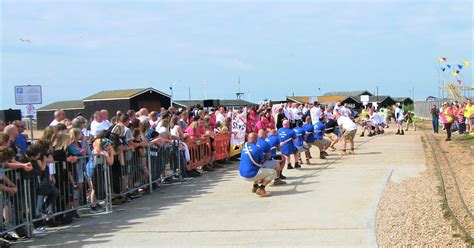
[239,133,278,197]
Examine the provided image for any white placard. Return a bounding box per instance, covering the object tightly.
[15,85,42,105]
[360,95,369,102]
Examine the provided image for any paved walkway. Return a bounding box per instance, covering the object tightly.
[20,129,425,247]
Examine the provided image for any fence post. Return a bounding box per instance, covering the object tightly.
[104,164,113,213]
[147,146,153,193]
[23,179,33,238]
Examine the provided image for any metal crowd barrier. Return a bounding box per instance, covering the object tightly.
[2,134,231,239]
[0,168,31,238]
[28,155,112,224]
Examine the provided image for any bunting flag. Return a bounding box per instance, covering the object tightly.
[451,71,457,77]
[438,57,447,62]
[462,60,470,67]
[447,64,452,69]
[457,79,463,84]
[456,70,460,74]
[457,64,463,70]
[442,68,446,71]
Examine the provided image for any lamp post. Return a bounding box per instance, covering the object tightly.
[170,85,173,107]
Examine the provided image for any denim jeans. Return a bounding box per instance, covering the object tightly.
[432,118,439,133]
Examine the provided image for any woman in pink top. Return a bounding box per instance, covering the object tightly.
[255,114,268,131]
[439,102,454,141]
[246,108,258,134]
[265,111,275,130]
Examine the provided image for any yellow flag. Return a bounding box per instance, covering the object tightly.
[451,71,458,77]
[437,57,443,62]
[462,60,470,67]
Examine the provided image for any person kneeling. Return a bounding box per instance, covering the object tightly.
[239,133,278,197]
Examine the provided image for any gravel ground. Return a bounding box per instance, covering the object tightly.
[376,123,472,246]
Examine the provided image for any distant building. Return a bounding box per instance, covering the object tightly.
[37,100,85,129]
[392,97,414,106]
[36,87,170,129]
[173,99,257,109]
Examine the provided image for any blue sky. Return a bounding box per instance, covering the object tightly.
[1,0,472,109]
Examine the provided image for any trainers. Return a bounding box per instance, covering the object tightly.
[252,184,259,193]
[3,232,18,242]
[322,151,329,157]
[360,133,365,137]
[287,164,294,169]
[279,174,287,180]
[368,132,374,137]
[348,150,354,155]
[273,178,287,186]
[319,153,326,159]
[294,163,301,168]
[256,187,271,197]
[445,138,451,141]
[400,131,405,135]
[33,227,47,234]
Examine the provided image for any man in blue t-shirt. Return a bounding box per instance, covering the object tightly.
[265,129,280,159]
[239,133,277,197]
[314,116,331,159]
[257,129,286,185]
[293,122,306,168]
[277,120,297,170]
[302,116,315,164]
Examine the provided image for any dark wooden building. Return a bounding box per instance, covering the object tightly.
[82,88,171,118]
[393,97,414,106]
[173,99,257,109]
[36,87,171,130]
[367,95,396,108]
[36,100,85,129]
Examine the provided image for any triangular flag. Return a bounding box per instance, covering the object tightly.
[457,79,463,84]
[456,70,460,74]
[442,57,447,61]
[462,60,470,67]
[441,68,446,71]
[447,64,452,69]
[457,64,463,70]
[451,71,457,77]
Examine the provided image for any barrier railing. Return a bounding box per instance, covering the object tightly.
[29,155,112,225]
[0,168,31,238]
[4,133,231,239]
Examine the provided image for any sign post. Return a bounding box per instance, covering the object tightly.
[14,85,42,140]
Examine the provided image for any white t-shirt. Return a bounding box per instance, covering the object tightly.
[292,107,302,121]
[101,120,111,129]
[395,108,404,121]
[170,125,180,137]
[216,112,225,123]
[337,116,357,131]
[340,106,351,117]
[310,107,322,125]
[49,119,60,126]
[91,120,107,137]
[284,108,293,121]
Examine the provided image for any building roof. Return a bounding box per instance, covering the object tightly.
[173,99,258,108]
[37,100,85,111]
[392,97,413,102]
[322,90,373,97]
[83,87,170,101]
[367,95,394,102]
[317,95,350,103]
[286,96,319,104]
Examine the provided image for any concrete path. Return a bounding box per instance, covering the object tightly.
[19,129,425,247]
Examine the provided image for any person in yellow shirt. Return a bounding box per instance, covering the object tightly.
[464,99,474,133]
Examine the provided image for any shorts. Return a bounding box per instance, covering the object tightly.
[396,119,404,125]
[243,168,277,182]
[314,138,331,150]
[294,145,307,152]
[262,160,278,169]
[343,129,357,141]
[325,133,338,141]
[469,118,474,126]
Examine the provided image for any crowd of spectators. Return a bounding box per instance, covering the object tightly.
[431,99,473,141]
